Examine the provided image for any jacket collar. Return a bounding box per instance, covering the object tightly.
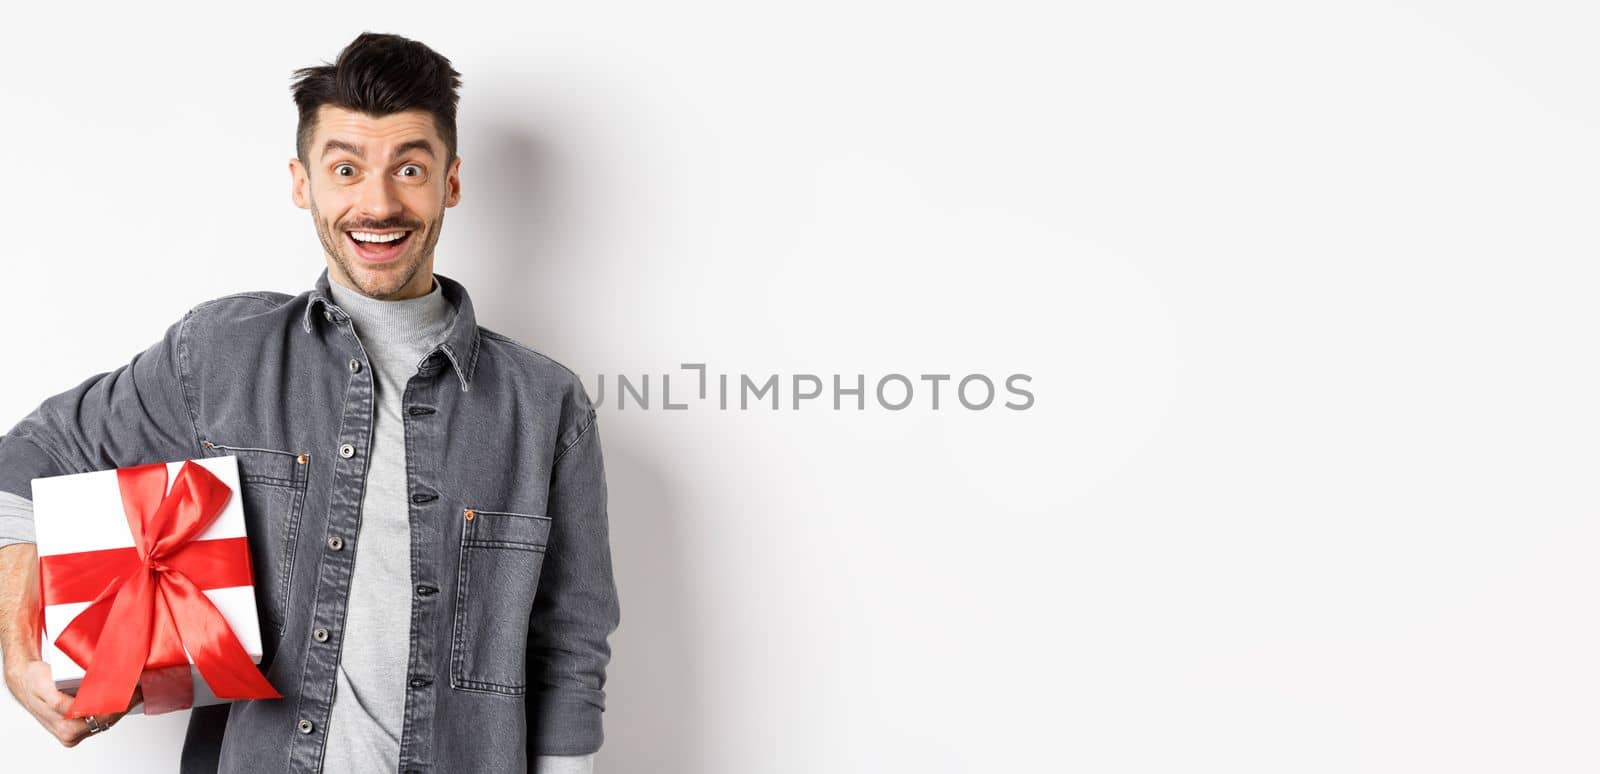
[302,266,482,392]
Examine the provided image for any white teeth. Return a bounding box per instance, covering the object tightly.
[350,231,408,243]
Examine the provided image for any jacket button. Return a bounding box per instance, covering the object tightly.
[410,492,438,504]
[339,443,356,458]
[327,535,344,551]
[349,358,363,373]
[323,310,335,323]
[409,677,431,689]
[313,627,330,643]
[415,584,437,596]
[297,719,314,734]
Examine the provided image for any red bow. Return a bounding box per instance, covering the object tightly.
[37,460,282,717]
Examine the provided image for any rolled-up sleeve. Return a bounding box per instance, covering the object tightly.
[0,308,201,503]
[0,490,35,548]
[525,407,622,756]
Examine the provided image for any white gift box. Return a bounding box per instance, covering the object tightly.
[32,455,265,714]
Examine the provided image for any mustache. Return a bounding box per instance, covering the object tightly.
[341,221,421,231]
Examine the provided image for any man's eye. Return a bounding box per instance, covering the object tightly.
[399,164,424,178]
[334,164,357,177]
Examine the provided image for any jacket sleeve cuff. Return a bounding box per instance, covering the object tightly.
[528,690,606,756]
[0,489,36,547]
[0,434,72,502]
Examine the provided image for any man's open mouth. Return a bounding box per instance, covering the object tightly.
[347,230,413,262]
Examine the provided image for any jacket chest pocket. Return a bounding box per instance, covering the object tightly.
[201,440,310,668]
[451,506,551,695]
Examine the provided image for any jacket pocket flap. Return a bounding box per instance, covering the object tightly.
[202,441,309,488]
[463,508,550,549]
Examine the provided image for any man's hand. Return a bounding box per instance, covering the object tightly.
[5,659,142,747]
[2,542,142,745]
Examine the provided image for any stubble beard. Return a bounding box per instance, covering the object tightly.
[310,196,445,300]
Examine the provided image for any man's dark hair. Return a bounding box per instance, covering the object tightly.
[290,32,463,167]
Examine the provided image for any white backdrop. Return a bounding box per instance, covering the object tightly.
[2,2,1597,772]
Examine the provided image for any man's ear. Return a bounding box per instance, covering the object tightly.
[444,155,462,208]
[289,157,310,209]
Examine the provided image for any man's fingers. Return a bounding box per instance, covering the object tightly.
[45,710,88,747]
[10,660,101,747]
[24,666,55,700]
[21,680,66,725]
[28,699,86,747]
[45,689,73,717]
[57,712,116,747]
[24,664,73,714]
[15,660,133,744]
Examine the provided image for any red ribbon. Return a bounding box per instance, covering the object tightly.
[37,460,282,717]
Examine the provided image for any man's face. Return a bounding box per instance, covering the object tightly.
[289,105,462,300]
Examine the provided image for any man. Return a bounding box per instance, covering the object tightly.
[0,32,620,774]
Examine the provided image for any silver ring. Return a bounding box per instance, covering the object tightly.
[84,714,108,734]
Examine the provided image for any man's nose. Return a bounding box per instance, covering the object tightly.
[354,175,404,221]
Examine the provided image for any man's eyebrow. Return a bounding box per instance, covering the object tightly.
[394,139,437,159]
[320,138,437,161]
[321,139,365,159]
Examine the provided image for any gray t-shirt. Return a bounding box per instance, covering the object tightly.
[322,276,454,773]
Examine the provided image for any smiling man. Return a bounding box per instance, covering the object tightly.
[294,94,455,301]
[0,32,619,774]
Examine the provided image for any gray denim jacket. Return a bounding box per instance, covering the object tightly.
[0,268,620,773]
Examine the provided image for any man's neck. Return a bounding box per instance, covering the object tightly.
[325,274,452,347]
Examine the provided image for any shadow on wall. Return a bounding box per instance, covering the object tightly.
[472,124,703,772]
